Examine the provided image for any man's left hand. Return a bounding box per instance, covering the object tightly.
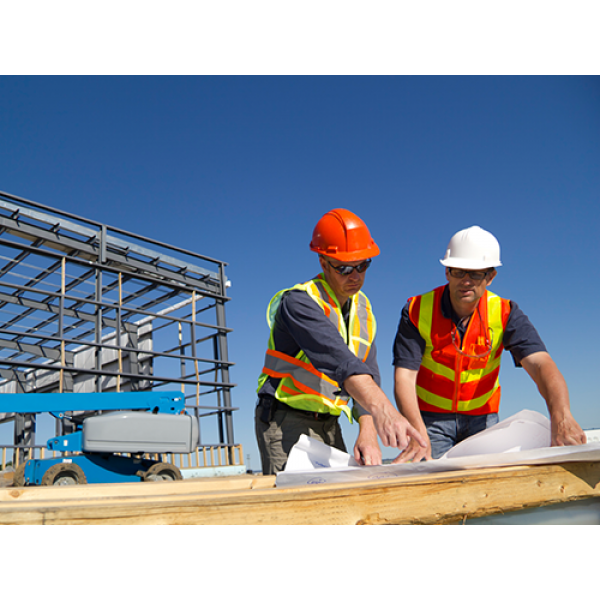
[551,412,587,446]
[354,416,382,466]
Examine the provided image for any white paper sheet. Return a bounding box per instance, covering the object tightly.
[285,433,360,471]
[276,409,600,488]
[439,409,551,458]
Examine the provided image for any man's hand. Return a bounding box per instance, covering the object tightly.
[345,373,427,454]
[370,400,427,450]
[392,430,432,463]
[551,411,587,446]
[354,415,382,466]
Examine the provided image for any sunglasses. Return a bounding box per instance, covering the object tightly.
[447,268,491,282]
[325,258,372,275]
[451,326,493,359]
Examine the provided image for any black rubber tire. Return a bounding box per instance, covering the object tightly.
[142,462,182,482]
[41,463,88,486]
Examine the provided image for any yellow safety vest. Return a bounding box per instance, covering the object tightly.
[257,274,376,422]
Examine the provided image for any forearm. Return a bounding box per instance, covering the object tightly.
[345,373,391,415]
[392,367,431,462]
[394,367,426,431]
[521,351,586,445]
[521,352,571,418]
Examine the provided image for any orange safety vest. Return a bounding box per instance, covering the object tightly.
[408,285,511,415]
[257,274,377,422]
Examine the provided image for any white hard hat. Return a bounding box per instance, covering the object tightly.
[440,226,502,269]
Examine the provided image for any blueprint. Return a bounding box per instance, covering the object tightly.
[276,410,600,488]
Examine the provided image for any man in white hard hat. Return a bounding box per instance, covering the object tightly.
[392,225,586,461]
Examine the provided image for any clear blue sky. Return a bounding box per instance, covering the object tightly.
[1,75,599,470]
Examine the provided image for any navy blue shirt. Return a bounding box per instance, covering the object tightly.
[392,285,547,370]
[258,285,381,415]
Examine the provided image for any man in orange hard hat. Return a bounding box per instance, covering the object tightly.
[255,208,425,474]
[393,225,586,462]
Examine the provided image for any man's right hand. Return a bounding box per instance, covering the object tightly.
[392,432,432,463]
[370,400,428,453]
[344,373,428,454]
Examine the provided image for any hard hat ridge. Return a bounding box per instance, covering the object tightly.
[440,225,502,269]
[310,208,380,262]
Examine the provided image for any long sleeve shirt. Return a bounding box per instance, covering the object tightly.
[258,287,380,416]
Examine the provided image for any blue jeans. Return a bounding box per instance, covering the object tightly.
[422,411,499,459]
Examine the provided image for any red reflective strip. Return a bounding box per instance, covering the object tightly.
[265,349,338,387]
[460,366,500,398]
[362,343,371,362]
[262,366,324,398]
[430,287,451,351]
[417,366,454,399]
[408,295,421,327]
[280,383,305,397]
[317,277,337,308]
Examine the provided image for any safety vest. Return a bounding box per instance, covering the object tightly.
[257,274,377,422]
[408,285,511,415]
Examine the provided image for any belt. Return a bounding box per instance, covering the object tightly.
[276,400,335,421]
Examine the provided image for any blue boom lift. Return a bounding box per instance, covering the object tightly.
[1,391,198,486]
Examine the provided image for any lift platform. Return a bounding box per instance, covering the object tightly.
[0,391,198,485]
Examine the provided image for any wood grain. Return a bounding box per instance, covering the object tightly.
[1,462,599,525]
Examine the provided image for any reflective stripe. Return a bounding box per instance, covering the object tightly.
[416,384,501,413]
[263,349,340,401]
[415,291,434,342]
[411,286,510,414]
[352,294,375,361]
[258,274,376,422]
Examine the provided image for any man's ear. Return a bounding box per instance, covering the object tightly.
[486,268,497,287]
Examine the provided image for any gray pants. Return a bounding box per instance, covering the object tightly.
[255,400,347,475]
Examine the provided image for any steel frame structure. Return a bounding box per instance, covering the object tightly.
[0,191,237,464]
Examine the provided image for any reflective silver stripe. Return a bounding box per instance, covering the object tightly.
[311,279,341,331]
[311,280,373,361]
[353,295,370,360]
[263,352,340,400]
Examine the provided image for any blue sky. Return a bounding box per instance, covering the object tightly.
[1,75,599,469]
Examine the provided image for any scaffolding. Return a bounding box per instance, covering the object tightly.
[0,190,239,471]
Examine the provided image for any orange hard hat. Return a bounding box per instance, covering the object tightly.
[309,208,380,262]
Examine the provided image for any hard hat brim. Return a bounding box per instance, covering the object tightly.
[440,257,502,269]
[311,243,380,262]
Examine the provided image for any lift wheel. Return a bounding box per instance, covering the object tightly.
[141,462,182,482]
[41,463,88,486]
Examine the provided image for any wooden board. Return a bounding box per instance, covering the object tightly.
[1,462,599,525]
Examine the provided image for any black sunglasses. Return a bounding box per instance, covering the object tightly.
[325,258,372,275]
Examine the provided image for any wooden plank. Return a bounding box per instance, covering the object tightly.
[1,462,599,525]
[0,474,275,503]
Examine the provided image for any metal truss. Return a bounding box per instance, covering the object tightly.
[0,190,236,464]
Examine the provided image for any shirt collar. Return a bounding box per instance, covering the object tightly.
[441,285,456,321]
